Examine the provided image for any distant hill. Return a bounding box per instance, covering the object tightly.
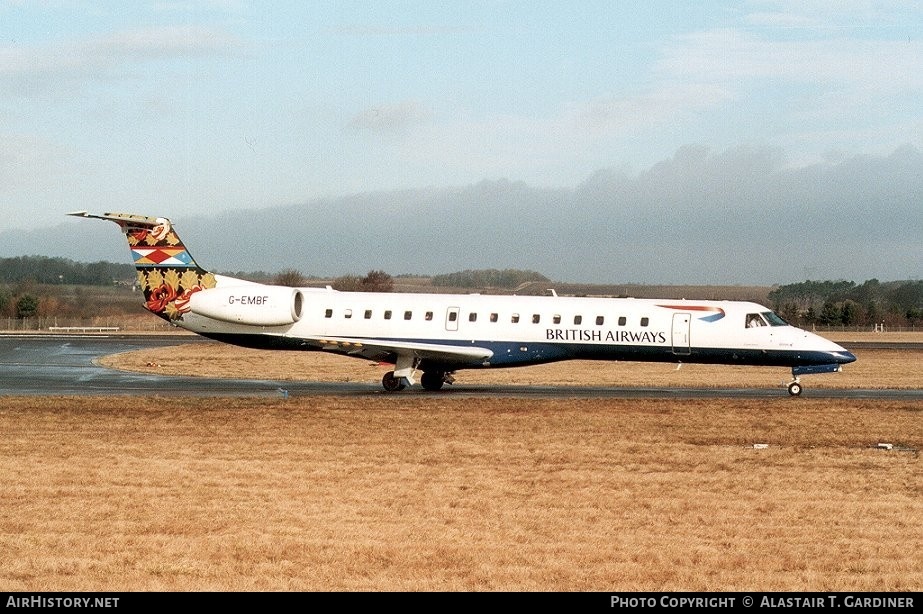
[4,145,922,285]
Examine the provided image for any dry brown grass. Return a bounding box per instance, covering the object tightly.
[100,341,923,390]
[1,396,920,592]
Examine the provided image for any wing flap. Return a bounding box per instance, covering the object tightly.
[304,336,493,366]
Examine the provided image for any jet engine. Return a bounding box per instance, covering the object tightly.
[187,286,304,326]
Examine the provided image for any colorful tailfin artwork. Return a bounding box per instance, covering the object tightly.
[69,212,216,321]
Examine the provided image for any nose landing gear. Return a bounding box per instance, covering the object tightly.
[786,363,845,396]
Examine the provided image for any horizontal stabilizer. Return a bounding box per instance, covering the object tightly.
[68,211,166,227]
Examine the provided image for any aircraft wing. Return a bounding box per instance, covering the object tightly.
[302,336,494,367]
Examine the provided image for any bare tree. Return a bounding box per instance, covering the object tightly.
[331,274,363,291]
[273,268,306,287]
[360,270,393,292]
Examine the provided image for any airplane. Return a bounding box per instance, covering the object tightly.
[70,211,856,395]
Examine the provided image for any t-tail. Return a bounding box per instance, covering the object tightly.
[68,211,217,321]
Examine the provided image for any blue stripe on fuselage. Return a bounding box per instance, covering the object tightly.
[198,332,855,370]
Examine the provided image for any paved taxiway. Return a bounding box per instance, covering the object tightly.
[0,334,920,399]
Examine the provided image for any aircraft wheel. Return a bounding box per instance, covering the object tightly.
[787,381,803,396]
[420,371,445,391]
[382,371,406,392]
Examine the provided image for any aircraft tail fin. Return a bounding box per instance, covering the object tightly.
[69,211,217,321]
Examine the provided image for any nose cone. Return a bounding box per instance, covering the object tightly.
[811,333,857,365]
[832,349,857,364]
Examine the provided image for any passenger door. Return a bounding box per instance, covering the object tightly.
[671,313,691,355]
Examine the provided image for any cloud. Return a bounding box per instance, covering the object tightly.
[656,25,923,93]
[573,84,736,134]
[640,12,923,162]
[743,11,819,29]
[38,143,918,285]
[0,25,241,98]
[742,1,915,30]
[86,24,240,58]
[347,101,433,136]
[330,24,478,38]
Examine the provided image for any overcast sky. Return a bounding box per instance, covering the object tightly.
[1,2,921,283]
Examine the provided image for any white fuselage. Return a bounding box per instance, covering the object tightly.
[179,282,854,372]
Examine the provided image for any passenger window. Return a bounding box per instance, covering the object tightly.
[596,316,604,325]
[532,314,540,324]
[364,310,372,319]
[640,317,649,327]
[618,316,626,326]
[344,309,352,319]
[404,311,412,320]
[490,313,498,322]
[384,310,392,320]
[448,311,457,322]
[511,314,520,323]
[469,313,478,322]
[324,308,333,318]
[574,315,582,325]
[425,311,433,321]
[553,314,561,324]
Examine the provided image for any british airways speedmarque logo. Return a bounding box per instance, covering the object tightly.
[657,304,726,322]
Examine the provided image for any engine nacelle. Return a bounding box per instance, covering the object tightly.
[187,286,304,326]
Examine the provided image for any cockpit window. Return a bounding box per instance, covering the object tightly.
[762,311,788,326]
[746,313,767,328]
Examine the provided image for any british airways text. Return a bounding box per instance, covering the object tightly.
[546,329,667,343]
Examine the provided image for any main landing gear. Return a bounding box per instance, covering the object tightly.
[787,378,803,397]
[420,370,454,391]
[381,370,454,392]
[381,371,406,392]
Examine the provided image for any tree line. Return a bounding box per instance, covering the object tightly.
[431,269,549,289]
[0,257,134,319]
[768,279,923,327]
[2,256,920,328]
[0,256,136,286]
[0,258,546,291]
